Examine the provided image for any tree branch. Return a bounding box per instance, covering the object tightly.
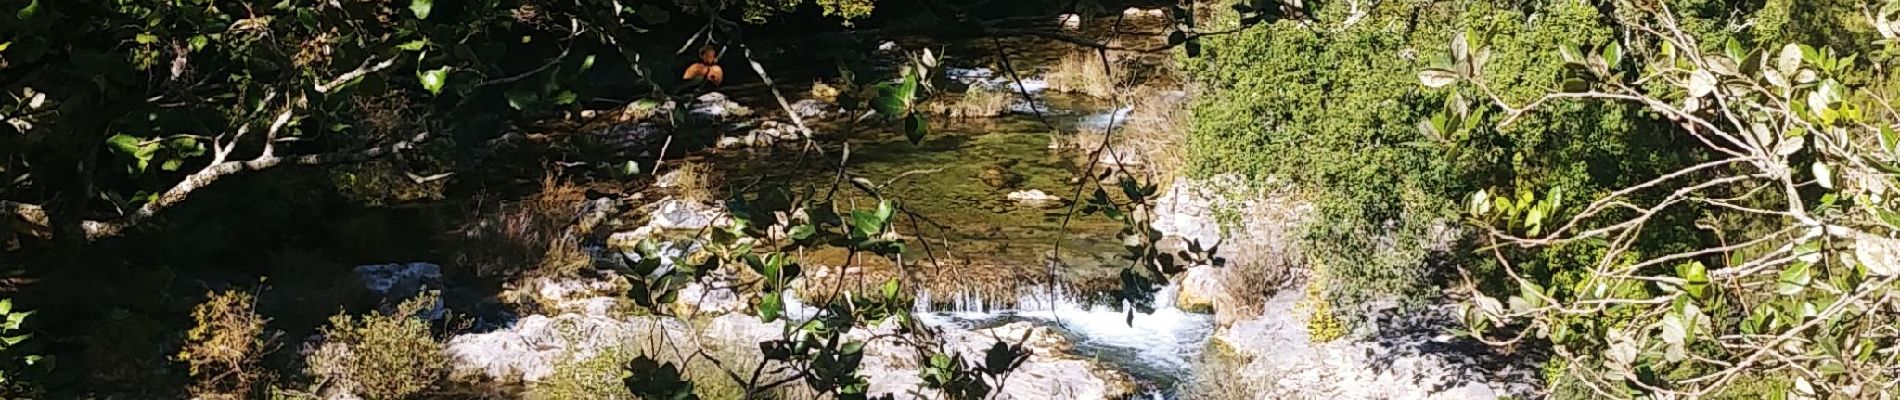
[2,130,429,241]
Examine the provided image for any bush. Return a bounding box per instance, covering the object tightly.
[1182,0,1704,330]
[922,85,1013,119]
[527,347,635,400]
[178,290,280,399]
[305,293,448,400]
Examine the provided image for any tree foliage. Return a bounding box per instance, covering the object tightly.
[0,0,874,242]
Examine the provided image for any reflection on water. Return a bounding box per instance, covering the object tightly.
[709,97,1131,285]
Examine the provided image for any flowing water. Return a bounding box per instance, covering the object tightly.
[715,96,1212,397]
[918,284,1215,398]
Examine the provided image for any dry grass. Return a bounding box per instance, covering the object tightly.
[923,85,1013,119]
[659,160,722,204]
[1178,339,1265,399]
[1114,84,1191,182]
[1044,50,1134,98]
[449,173,590,279]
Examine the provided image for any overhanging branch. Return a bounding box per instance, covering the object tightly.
[1,130,430,241]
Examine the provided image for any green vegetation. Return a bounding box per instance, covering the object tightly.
[306,293,448,400]
[1189,0,1900,398]
[7,0,1899,397]
[179,290,279,399]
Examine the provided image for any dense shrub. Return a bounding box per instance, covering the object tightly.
[305,293,448,400]
[179,290,280,399]
[1182,0,1716,330]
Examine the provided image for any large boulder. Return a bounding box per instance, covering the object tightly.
[647,197,726,231]
[669,276,747,317]
[1174,265,1224,313]
[1206,288,1540,399]
[1151,178,1223,250]
[524,275,630,316]
[446,314,693,383]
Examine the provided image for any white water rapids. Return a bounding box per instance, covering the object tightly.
[913,283,1216,396]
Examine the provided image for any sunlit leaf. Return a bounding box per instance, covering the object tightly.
[410,0,433,19]
[419,67,450,94]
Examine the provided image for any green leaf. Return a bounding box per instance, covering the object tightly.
[903,114,929,144]
[397,39,428,51]
[419,67,450,94]
[1778,262,1812,295]
[881,278,900,300]
[788,225,815,241]
[875,200,896,223]
[409,0,433,19]
[1560,79,1590,93]
[1519,281,1546,309]
[871,86,906,116]
[135,33,159,45]
[851,211,881,239]
[758,292,783,322]
[16,0,38,22]
[897,72,919,102]
[1881,125,1898,155]
[1677,261,1710,300]
[1601,41,1623,69]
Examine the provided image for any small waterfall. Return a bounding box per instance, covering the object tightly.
[914,281,1215,395]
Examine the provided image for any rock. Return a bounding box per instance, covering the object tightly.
[574,197,617,235]
[715,136,746,149]
[605,226,661,250]
[351,263,447,320]
[447,314,692,382]
[861,322,1137,399]
[688,92,752,120]
[1122,7,1168,20]
[529,276,631,316]
[789,99,834,119]
[1006,189,1064,207]
[1209,288,1537,399]
[979,161,1025,188]
[1056,13,1083,31]
[809,82,842,102]
[647,197,725,230]
[669,275,746,317]
[1152,177,1224,249]
[1175,265,1223,313]
[1429,383,1500,400]
[991,206,1009,213]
